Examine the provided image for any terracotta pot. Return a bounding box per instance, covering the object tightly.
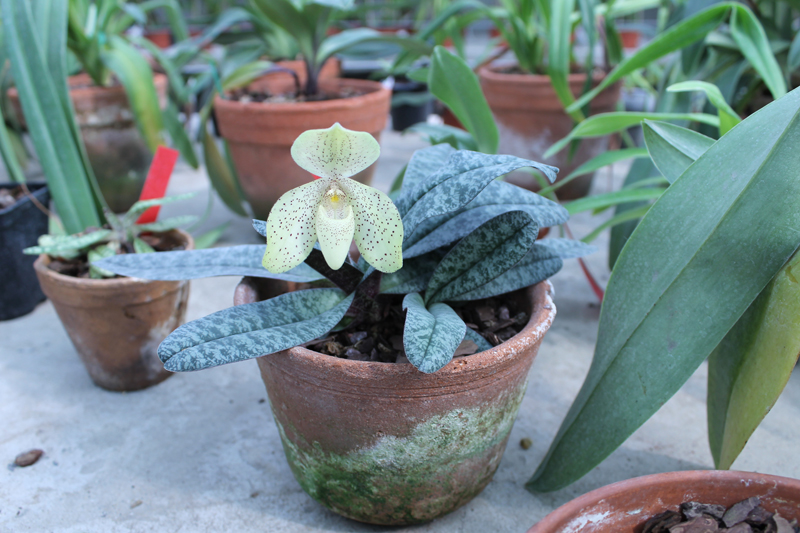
[214,78,390,219]
[144,29,172,48]
[527,470,800,533]
[8,73,168,213]
[33,230,193,392]
[234,277,556,525]
[619,29,641,51]
[247,58,341,92]
[478,66,621,200]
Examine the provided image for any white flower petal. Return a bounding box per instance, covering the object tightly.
[290,123,380,180]
[262,179,327,273]
[315,203,355,271]
[339,177,403,273]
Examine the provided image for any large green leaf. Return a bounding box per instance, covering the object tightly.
[544,112,720,157]
[427,46,498,155]
[425,211,538,304]
[2,0,102,234]
[160,288,354,371]
[399,151,557,241]
[402,293,466,373]
[93,245,324,282]
[101,36,165,153]
[529,86,800,492]
[397,143,455,204]
[642,120,715,183]
[707,249,800,470]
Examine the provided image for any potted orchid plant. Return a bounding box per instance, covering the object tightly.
[96,123,593,525]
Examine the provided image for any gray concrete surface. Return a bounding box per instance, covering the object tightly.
[2,128,799,532]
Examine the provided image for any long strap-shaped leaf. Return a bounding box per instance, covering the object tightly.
[160,288,354,371]
[707,249,800,469]
[643,120,715,183]
[93,245,324,283]
[529,86,800,492]
[2,0,102,234]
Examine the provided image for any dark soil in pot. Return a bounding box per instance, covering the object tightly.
[234,277,557,525]
[0,182,49,320]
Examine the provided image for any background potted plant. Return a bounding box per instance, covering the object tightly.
[3,0,198,391]
[96,123,594,523]
[191,0,431,219]
[6,0,191,212]
[527,85,800,492]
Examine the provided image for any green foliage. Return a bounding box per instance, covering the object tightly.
[529,86,800,492]
[642,120,715,183]
[99,144,590,373]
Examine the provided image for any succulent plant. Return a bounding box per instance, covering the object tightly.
[96,125,593,373]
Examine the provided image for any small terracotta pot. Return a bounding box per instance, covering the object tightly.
[247,58,341,92]
[214,77,390,219]
[8,73,168,213]
[144,29,172,48]
[478,66,621,200]
[527,470,800,533]
[33,230,193,392]
[234,277,556,525]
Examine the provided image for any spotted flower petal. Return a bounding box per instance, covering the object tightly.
[339,177,403,273]
[262,179,328,273]
[315,203,355,270]
[290,122,380,180]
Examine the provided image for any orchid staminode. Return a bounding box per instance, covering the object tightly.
[262,123,403,274]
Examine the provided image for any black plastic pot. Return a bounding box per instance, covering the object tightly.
[390,78,432,131]
[0,182,49,320]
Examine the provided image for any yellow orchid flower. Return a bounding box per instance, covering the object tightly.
[262,123,403,274]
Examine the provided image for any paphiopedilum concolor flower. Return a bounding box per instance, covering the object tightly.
[262,123,403,274]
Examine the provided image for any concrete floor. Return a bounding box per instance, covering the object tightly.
[2,128,799,532]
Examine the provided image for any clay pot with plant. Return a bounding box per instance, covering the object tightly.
[7,0,189,212]
[97,124,595,524]
[194,0,431,219]
[528,470,800,533]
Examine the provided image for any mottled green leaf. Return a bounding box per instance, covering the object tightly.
[398,144,455,205]
[133,237,156,254]
[24,229,112,256]
[122,193,196,226]
[643,120,715,183]
[400,151,557,241]
[708,249,800,469]
[448,243,563,301]
[134,215,198,233]
[529,87,800,492]
[379,253,439,294]
[425,211,538,304]
[160,289,354,371]
[93,245,324,282]
[464,327,492,352]
[88,242,117,279]
[402,293,466,373]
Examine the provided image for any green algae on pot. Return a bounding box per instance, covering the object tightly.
[240,277,556,525]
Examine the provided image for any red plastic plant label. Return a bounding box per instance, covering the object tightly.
[136,146,180,224]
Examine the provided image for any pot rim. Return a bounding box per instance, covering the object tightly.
[527,470,800,533]
[0,181,48,217]
[213,77,391,113]
[478,64,607,85]
[32,228,193,290]
[7,72,168,100]
[242,279,556,384]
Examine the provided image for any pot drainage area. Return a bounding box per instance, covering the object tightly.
[2,128,799,532]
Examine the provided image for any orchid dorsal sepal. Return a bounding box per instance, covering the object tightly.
[262,123,404,275]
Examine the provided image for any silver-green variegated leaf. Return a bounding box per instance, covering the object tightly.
[160,289,354,371]
[404,180,568,251]
[448,243,563,301]
[537,238,597,260]
[252,219,267,237]
[402,293,466,373]
[88,243,118,279]
[396,144,455,214]
[133,237,156,254]
[24,229,112,256]
[399,151,558,240]
[379,253,440,294]
[93,245,324,282]
[642,120,714,183]
[425,211,538,304]
[122,193,197,226]
[134,215,198,233]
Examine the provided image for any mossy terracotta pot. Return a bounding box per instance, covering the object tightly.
[8,73,168,213]
[213,77,390,220]
[234,277,557,525]
[527,470,800,533]
[33,230,193,392]
[478,66,620,200]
